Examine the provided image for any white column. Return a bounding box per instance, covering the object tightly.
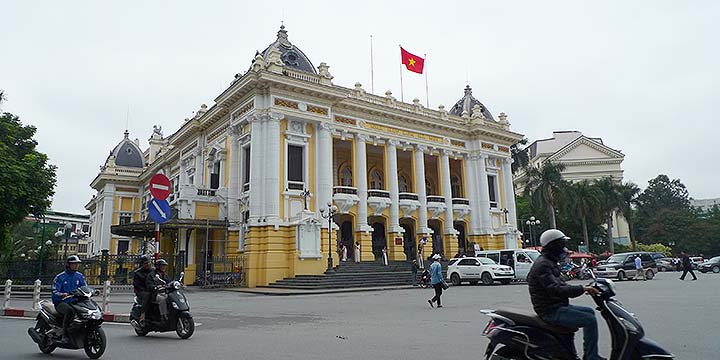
[441,150,455,234]
[265,113,282,224]
[387,140,402,233]
[227,126,241,227]
[502,158,518,230]
[317,123,334,226]
[100,184,115,251]
[415,145,430,234]
[465,155,482,235]
[248,115,265,223]
[355,134,371,231]
[476,154,492,233]
[194,147,204,188]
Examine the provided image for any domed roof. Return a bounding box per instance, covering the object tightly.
[449,85,494,120]
[258,25,317,74]
[107,130,145,168]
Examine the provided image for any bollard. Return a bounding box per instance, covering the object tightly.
[102,280,110,312]
[33,279,42,310]
[4,280,11,310]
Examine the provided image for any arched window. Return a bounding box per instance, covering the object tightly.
[370,169,384,189]
[451,175,462,198]
[425,179,435,195]
[398,175,410,193]
[340,166,353,187]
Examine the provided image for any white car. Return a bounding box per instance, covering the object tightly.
[446,257,515,286]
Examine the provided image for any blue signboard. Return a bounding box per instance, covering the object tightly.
[148,198,171,224]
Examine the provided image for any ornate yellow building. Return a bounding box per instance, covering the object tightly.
[85,26,524,287]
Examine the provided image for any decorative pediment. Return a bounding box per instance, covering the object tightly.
[547,136,623,162]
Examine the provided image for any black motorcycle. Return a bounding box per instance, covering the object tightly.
[419,269,431,288]
[28,286,106,359]
[130,272,194,339]
[480,272,673,359]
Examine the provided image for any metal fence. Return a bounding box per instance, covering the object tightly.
[196,254,246,288]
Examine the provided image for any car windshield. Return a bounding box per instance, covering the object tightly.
[710,257,720,263]
[478,258,496,265]
[525,251,540,261]
[606,255,626,263]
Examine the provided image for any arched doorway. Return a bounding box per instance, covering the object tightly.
[454,221,467,256]
[400,219,416,259]
[370,219,387,261]
[340,221,354,260]
[428,219,443,257]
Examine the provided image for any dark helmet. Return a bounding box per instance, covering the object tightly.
[139,255,151,264]
[66,255,82,264]
[156,259,168,266]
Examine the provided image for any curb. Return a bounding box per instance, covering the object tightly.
[225,285,417,296]
[2,308,130,323]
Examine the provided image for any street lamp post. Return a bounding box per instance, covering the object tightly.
[62,223,72,259]
[319,201,338,274]
[525,216,541,247]
[37,240,53,278]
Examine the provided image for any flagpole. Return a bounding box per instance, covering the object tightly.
[370,35,375,94]
[399,45,404,102]
[424,53,429,108]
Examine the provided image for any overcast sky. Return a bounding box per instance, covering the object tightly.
[2,1,718,214]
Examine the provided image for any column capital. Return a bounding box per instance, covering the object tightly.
[387,139,400,147]
[502,157,513,165]
[356,133,369,142]
[415,144,428,153]
[268,112,284,122]
[320,122,334,132]
[229,123,243,137]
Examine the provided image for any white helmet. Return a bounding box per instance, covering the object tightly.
[540,229,570,247]
[432,254,441,260]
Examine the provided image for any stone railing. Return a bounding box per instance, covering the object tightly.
[452,198,470,205]
[333,186,358,195]
[367,190,390,198]
[197,188,217,197]
[398,192,419,201]
[427,196,445,203]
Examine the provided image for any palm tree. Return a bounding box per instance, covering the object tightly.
[617,182,641,251]
[568,180,603,249]
[523,162,567,228]
[596,177,622,254]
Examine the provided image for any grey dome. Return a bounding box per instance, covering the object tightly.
[108,130,145,168]
[449,85,494,120]
[259,25,317,74]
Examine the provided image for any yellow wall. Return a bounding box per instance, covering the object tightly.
[195,202,220,220]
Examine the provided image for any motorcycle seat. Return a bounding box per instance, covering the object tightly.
[41,301,61,318]
[495,308,578,334]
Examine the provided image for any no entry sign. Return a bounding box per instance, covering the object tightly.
[149,173,171,200]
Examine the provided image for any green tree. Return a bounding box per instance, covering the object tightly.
[616,182,641,251]
[511,137,529,174]
[523,161,567,228]
[0,112,57,258]
[635,175,693,245]
[567,180,602,249]
[595,177,622,254]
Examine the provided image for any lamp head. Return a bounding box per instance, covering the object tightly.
[530,216,536,221]
[65,223,73,230]
[525,220,530,225]
[331,205,338,212]
[326,201,333,207]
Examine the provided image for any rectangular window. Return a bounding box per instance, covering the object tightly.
[287,145,304,188]
[119,215,132,225]
[82,224,89,233]
[210,161,221,190]
[488,175,498,208]
[117,240,129,255]
[243,146,251,187]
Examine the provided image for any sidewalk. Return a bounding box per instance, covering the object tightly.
[224,284,416,296]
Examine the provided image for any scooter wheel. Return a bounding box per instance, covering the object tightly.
[176,313,195,339]
[84,327,106,359]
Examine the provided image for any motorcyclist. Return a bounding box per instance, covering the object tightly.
[132,255,154,321]
[148,259,171,320]
[51,255,87,344]
[527,229,604,360]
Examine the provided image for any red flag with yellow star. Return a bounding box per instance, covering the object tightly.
[400,47,424,74]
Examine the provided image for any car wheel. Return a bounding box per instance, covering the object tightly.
[645,269,655,280]
[713,266,720,274]
[617,271,626,281]
[481,272,493,285]
[469,280,479,286]
[450,273,461,286]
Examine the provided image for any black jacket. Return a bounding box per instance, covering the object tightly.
[527,253,584,316]
[132,267,153,295]
[682,255,692,270]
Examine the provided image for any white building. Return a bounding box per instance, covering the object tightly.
[515,131,630,245]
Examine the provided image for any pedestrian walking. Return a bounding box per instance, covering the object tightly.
[354,241,361,263]
[428,254,444,308]
[411,259,420,286]
[473,242,481,256]
[634,255,646,281]
[679,251,697,281]
[417,243,424,269]
[341,244,348,262]
[382,247,388,266]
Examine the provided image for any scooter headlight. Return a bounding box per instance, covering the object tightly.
[172,302,179,309]
[173,282,182,290]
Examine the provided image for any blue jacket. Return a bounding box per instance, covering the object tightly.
[430,261,443,285]
[52,270,87,305]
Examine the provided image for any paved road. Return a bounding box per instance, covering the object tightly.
[1,272,716,359]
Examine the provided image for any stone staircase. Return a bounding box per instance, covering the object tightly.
[263,260,446,290]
